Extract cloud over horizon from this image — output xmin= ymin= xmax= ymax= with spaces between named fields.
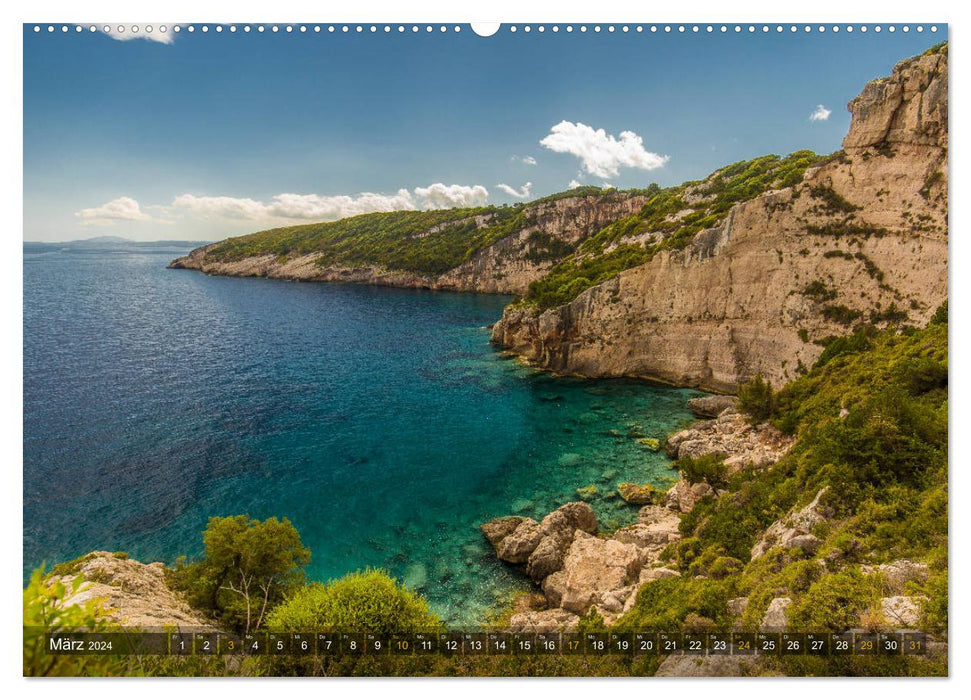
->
xmin=74 ymin=196 xmax=155 ymax=226
xmin=166 ymin=183 xmax=490 ymax=224
xmin=540 ymin=121 xmax=668 ymax=178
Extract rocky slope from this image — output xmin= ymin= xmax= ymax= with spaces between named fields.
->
xmin=170 ymin=193 xmax=651 ymax=295
xmin=492 ymin=49 xmax=948 ymax=392
xmin=49 ymin=552 xmax=214 ymax=629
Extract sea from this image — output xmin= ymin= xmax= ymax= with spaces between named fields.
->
xmin=23 ymin=241 xmax=700 ymax=625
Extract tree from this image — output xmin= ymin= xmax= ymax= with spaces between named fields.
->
xmin=169 ymin=516 xmax=310 ymax=633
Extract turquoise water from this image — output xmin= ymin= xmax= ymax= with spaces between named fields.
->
xmin=23 ymin=244 xmax=700 ymax=625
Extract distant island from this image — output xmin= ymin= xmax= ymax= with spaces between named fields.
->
xmin=25 ymin=236 xmax=212 ymax=251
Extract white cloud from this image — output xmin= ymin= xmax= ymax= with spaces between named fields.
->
xmin=496 ymin=182 xmax=532 ymax=199
xmin=99 ymin=26 xmax=175 ymax=45
xmin=172 ymin=190 xmax=418 ymax=222
xmin=170 ymin=184 xmax=490 ymax=223
xmin=510 ymin=155 xmax=537 ymax=165
xmin=809 ymin=104 xmax=832 ymax=122
xmin=413 ymin=183 xmax=489 ymax=209
xmin=540 ymin=121 xmax=668 ymax=178
xmin=568 ymin=180 xmax=582 ymax=189
xmin=75 ymin=196 xmax=154 ymax=226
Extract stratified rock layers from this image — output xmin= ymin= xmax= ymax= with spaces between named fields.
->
xmin=492 ymin=52 xmax=948 ymax=392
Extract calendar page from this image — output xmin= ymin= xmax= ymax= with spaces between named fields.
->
xmin=21 ymin=18 xmax=948 ymax=679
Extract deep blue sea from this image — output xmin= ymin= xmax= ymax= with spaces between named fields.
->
xmin=23 ymin=243 xmax=700 ymax=625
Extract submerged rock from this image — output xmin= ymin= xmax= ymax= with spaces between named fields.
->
xmin=575 ymin=484 xmax=599 ymax=501
xmin=617 ymin=482 xmax=658 ymax=505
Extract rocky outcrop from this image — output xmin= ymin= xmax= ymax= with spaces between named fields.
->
xmin=492 ymin=50 xmax=948 ymax=392
xmin=687 ymin=395 xmax=738 ymax=418
xmin=879 ymin=596 xmax=925 ymax=628
xmin=664 ymin=407 xmax=795 ymax=471
xmin=861 ymin=559 xmax=930 ymax=594
xmin=51 ymin=552 xmax=213 ymax=629
xmin=170 ymin=194 xmax=651 ymax=296
xmin=481 ymin=501 xmax=682 ymax=625
xmin=760 ymin=597 xmax=793 ymax=632
xmin=750 ymin=488 xmax=832 ymax=560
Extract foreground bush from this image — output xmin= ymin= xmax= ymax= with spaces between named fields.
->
xmin=266 ymin=569 xmax=441 ymax=634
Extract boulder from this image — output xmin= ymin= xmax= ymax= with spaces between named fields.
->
xmin=688 ymin=395 xmax=738 ymax=418
xmin=526 ymin=535 xmax=570 ymax=582
xmin=480 ymin=516 xmax=525 ymax=548
xmin=542 ymin=531 xmax=646 ymax=615
xmin=539 ymin=502 xmax=598 ymax=539
xmin=495 ymin=518 xmax=543 ymax=564
xmin=639 ymin=567 xmax=681 ymax=584
xmin=880 ymin=596 xmax=925 ymax=628
xmin=760 ymin=597 xmax=792 ymax=632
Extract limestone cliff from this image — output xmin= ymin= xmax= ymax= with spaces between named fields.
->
xmin=491 ymin=49 xmax=948 ymax=392
xmin=170 ymin=193 xmax=651 ymax=295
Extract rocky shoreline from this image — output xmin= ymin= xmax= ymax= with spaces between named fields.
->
xmin=481 ymin=399 xmax=793 ymax=631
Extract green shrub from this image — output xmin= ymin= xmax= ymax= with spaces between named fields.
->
xmin=678 ymin=454 xmax=729 ymax=489
xmin=738 ymin=375 xmax=775 ymax=423
xmin=786 ymin=569 xmax=881 ymax=632
xmin=266 ymin=569 xmax=441 ymax=634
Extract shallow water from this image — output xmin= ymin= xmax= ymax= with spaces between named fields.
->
xmin=23 ymin=244 xmax=700 ymax=625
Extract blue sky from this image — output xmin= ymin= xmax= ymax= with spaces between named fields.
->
xmin=23 ymin=24 xmax=944 ymax=241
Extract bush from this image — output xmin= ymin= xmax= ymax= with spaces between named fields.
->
xmin=738 ymin=375 xmax=775 ymax=423
xmin=266 ymin=570 xmax=441 ymax=634
xmin=786 ymin=569 xmax=881 ymax=632
xmin=678 ymin=454 xmax=729 ymax=489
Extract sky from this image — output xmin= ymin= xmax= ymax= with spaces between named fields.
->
xmin=23 ymin=23 xmax=945 ymax=242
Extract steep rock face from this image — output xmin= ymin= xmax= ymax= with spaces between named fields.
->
xmin=492 ymin=51 xmax=947 ymax=392
xmin=170 ymin=194 xmax=650 ymax=295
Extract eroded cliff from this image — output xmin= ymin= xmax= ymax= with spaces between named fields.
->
xmin=492 ymin=49 xmax=947 ymax=392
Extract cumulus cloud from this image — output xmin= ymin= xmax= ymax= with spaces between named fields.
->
xmin=540 ymin=121 xmax=668 ymax=178
xmin=809 ymin=104 xmax=832 ymax=122
xmin=496 ymin=182 xmax=532 ymax=199
xmin=173 ymin=190 xmax=418 ymax=222
xmin=171 ymin=184 xmax=489 ymax=223
xmin=99 ymin=26 xmax=176 ymax=45
xmin=568 ymin=180 xmax=582 ymax=189
xmin=413 ymin=183 xmax=489 ymax=209
xmin=75 ymin=196 xmax=154 ymax=226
